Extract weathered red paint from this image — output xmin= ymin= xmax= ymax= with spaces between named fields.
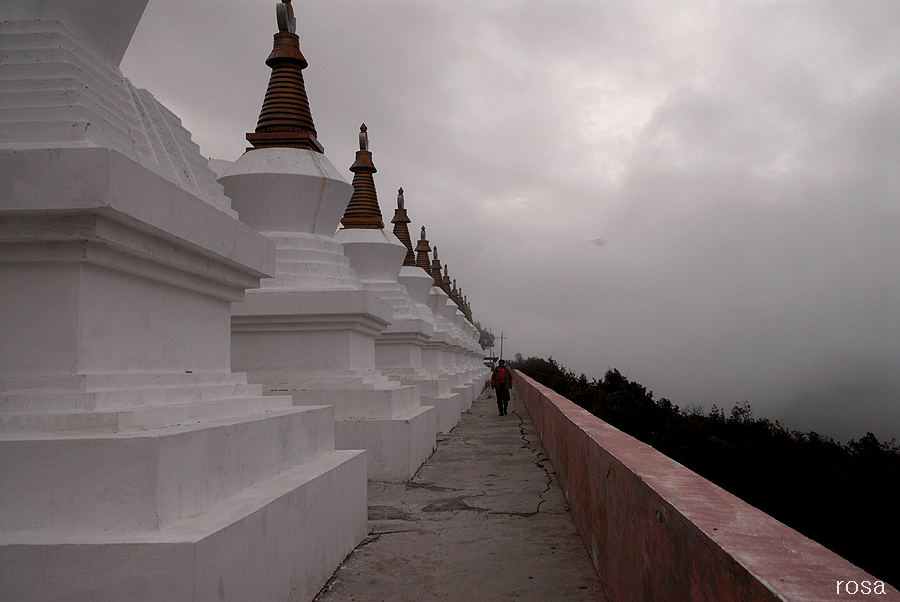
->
xmin=513 ymin=370 xmax=899 ymax=602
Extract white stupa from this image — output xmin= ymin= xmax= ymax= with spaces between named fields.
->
xmin=0 ymin=1 xmax=365 ymax=600
xmin=390 ymin=222 xmax=468 ymax=431
xmin=333 ymin=132 xmax=436 ymax=379
xmin=220 ymin=12 xmax=435 ymax=482
xmin=427 ymin=256 xmax=486 ymax=411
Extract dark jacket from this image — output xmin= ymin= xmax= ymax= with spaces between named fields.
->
xmin=491 ymin=366 xmax=512 ymax=389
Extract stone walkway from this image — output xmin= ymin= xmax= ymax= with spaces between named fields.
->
xmin=313 ymin=385 xmax=605 ymax=602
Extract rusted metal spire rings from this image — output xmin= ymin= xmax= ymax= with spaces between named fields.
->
xmin=430 ymin=246 xmax=444 ymax=287
xmin=246 ymin=0 xmax=322 ymax=152
xmin=414 ymin=226 xmax=432 ymax=272
xmin=442 ymin=264 xmax=452 ymax=295
xmin=391 ymin=188 xmax=416 ymax=266
xmin=342 ymin=124 xmax=385 ymax=229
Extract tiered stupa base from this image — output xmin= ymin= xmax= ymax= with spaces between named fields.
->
xmin=0 ymin=17 xmax=368 ymax=593
xmin=0 ymin=156 xmax=366 ymax=602
xmin=401 ymin=374 xmax=463 ymax=433
xmin=0 ymin=180 xmax=367 ymax=601
xmin=0 ymin=393 xmax=365 ymax=602
xmin=290 ymin=383 xmax=434 ymax=481
xmin=232 ymin=288 xmax=437 ymax=482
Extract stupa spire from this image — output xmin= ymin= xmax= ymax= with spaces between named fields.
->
xmin=342 ymin=124 xmax=384 ymax=229
xmin=414 ymin=226 xmax=432 ymax=272
xmin=391 ymin=188 xmax=415 ymax=266
xmin=246 ymin=0 xmax=323 ymax=152
xmin=442 ymin=264 xmax=452 ymax=295
xmin=430 ymin=246 xmax=444 ymax=287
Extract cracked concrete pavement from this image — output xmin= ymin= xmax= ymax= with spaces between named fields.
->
xmin=313 ymin=385 xmax=605 ymax=602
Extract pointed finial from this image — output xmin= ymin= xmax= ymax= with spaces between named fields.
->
xmin=397 ymin=188 xmax=405 ymax=209
xmin=420 ymin=226 xmax=426 ymax=240
xmin=359 ymin=124 xmax=368 ymax=151
xmin=276 ymin=0 xmax=296 ymax=33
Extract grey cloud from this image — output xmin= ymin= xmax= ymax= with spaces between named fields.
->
xmin=123 ymin=0 xmax=900 ymax=442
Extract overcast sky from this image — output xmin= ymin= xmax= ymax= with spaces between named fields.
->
xmin=122 ymin=0 xmax=900 ymax=442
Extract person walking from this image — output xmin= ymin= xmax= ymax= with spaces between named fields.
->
xmin=491 ymin=359 xmax=513 ymax=416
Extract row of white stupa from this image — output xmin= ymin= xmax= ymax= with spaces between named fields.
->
xmin=0 ymin=2 xmax=487 ymax=600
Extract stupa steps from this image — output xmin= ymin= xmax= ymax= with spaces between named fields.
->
xmin=267 ymin=233 xmax=351 ymax=253
xmin=0 ymin=43 xmax=132 ymax=119
xmin=282 ymin=383 xmax=421 ymax=420
xmin=2 ymin=23 xmax=234 ymax=214
xmin=128 ymin=85 xmax=232 ymax=212
xmin=0 ymin=405 xmax=337 ymax=532
xmin=0 ymin=42 xmax=144 ymax=161
xmin=0 ymin=393 xmax=293 ymax=434
xmin=2 ymin=371 xmax=249 ymax=390
xmin=258 ymin=369 xmax=401 ymax=389
xmin=403 ymin=377 xmax=451 ymax=398
xmin=273 ymin=260 xmax=357 ymax=278
xmin=274 ymin=246 xmax=353 ymax=265
xmin=0 ymin=448 xmax=366 ymax=602
xmin=0 ymin=378 xmax=269 ymax=413
xmin=418 ymin=395 xmax=463 ymax=433
xmin=0 ymin=447 xmax=362 ymax=544
xmin=380 ymin=321 xmax=431 ymax=335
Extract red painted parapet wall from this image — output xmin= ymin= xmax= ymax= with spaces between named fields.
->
xmin=512 ymin=370 xmax=899 ymax=602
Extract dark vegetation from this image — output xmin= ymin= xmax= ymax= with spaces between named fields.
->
xmin=474 ymin=321 xmax=494 ymax=352
xmin=509 ymin=355 xmax=899 ymax=588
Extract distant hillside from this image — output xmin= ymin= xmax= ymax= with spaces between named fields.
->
xmin=510 ymin=354 xmax=899 ymax=588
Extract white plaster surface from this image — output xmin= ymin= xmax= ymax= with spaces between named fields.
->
xmin=1 ymin=11 xmax=366 ymax=600
xmin=397 ymin=265 xmax=437 ymax=307
xmin=418 ymin=390 xmax=464 ymax=433
xmin=0 ymin=21 xmax=236 ymax=215
xmin=335 ymin=227 xmax=407 ymax=284
xmin=0 ymin=149 xmax=272 ymax=382
xmin=224 ymin=148 xmax=437 ymax=482
xmin=336 ymin=229 xmax=437 ymax=379
xmin=220 ymin=147 xmax=350 ymax=237
xmin=335 ymin=404 xmax=435 ymax=481
xmin=232 ymin=289 xmax=394 ymax=373
xmin=1 ymin=447 xmax=367 ymax=602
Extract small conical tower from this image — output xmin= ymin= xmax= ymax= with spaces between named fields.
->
xmin=398 ymin=222 xmax=439 ymax=315
xmin=391 ymin=188 xmax=416 ymax=267
xmin=341 ymin=124 xmax=384 ymax=229
xmin=442 ymin=264 xmax=453 ymax=296
xmin=335 ymin=124 xmax=408 ymax=284
xmin=414 ymin=226 xmax=432 ymax=273
xmin=430 ymin=246 xmax=444 ymax=288
xmin=246 ymin=0 xmax=323 ymax=153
